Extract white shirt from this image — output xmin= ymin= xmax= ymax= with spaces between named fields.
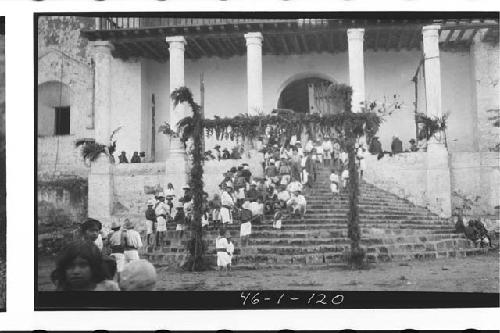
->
xmin=250 ymin=201 xmax=264 ymax=216
xmin=340 ymin=151 xmax=348 ymax=163
xmin=108 ymin=230 xmax=123 ymax=247
xmin=330 ymin=173 xmax=339 ymax=184
xmin=94 ymin=234 xmax=103 ymax=251
xmin=277 ymin=190 xmax=291 ymax=202
xmin=305 ymin=140 xmax=314 ymax=152
xmin=296 ymin=194 xmax=307 ymax=207
xmin=287 ymin=181 xmax=302 ymax=193
xmin=341 ymin=169 xmax=349 ymax=180
xmin=155 ymin=202 xmax=169 ymax=216
xmin=227 ymin=242 xmax=234 ymax=255
xmin=123 ymin=229 xmax=143 ymax=249
xmin=322 ymin=140 xmax=333 ymax=152
xmin=221 ymin=191 xmax=234 ymax=207
xmin=215 ymin=236 xmax=228 ymax=249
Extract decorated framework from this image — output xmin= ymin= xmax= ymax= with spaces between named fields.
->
xmin=171 ymin=83 xmax=382 ymax=269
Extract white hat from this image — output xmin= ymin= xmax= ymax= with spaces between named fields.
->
xmin=123 ymin=219 xmax=135 ymax=229
xmin=243 ymin=165 xmax=250 ymax=170
xmin=147 ymin=198 xmax=155 ymax=206
xmin=110 ymin=220 xmax=121 ymax=230
xmin=157 ymin=191 xmax=165 ymax=197
xmin=119 ymin=260 xmax=157 ymax=291
xmin=182 ymin=185 xmax=190 ymax=190
xmin=269 ymin=159 xmax=275 ymax=164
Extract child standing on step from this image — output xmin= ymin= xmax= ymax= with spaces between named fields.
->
xmin=329 ymin=168 xmax=340 ymax=203
xmin=215 ymin=229 xmax=230 ymax=273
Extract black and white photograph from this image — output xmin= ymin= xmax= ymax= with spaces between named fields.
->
xmin=35 ymin=13 xmax=499 ymax=309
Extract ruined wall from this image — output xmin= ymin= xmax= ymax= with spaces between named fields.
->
xmin=470 ymin=33 xmax=500 ymax=152
xmin=37 ymin=177 xmax=88 ymax=230
xmin=37 ymin=17 xmax=95 ymax=179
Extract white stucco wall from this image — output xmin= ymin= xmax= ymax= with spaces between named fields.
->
xmin=133 ymin=49 xmax=475 ymax=162
xmin=109 ymin=58 xmax=143 ymax=158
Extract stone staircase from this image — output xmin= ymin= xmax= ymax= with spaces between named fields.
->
xmin=141 ymin=166 xmax=488 ymax=269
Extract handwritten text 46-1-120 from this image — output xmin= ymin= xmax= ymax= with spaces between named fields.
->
xmin=240 ymin=292 xmax=344 ymax=306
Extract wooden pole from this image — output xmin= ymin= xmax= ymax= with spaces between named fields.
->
xmin=151 ymin=94 xmax=156 ymax=162
xmin=200 ymin=73 xmax=205 ymax=154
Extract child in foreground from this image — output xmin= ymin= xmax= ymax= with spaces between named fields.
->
xmin=51 ymin=240 xmax=119 ymax=291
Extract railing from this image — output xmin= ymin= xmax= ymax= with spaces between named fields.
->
xmin=95 ymin=18 xmax=331 ymax=30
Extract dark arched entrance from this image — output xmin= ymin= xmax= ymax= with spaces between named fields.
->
xmin=277 ymin=76 xmax=341 ymax=114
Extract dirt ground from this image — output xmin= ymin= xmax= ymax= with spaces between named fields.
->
xmin=38 ymin=251 xmax=499 ymax=293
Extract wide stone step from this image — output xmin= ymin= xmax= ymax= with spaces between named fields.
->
xmin=246 ymin=234 xmax=464 ymax=246
xmin=147 ymin=235 xmax=473 ymax=257
xmin=230 ymin=247 xmax=488 ymax=266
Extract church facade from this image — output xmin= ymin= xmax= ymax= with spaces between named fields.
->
xmin=37 ymin=17 xmax=500 ymax=225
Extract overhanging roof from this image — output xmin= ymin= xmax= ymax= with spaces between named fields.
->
xmin=81 ymin=19 xmax=499 ymax=62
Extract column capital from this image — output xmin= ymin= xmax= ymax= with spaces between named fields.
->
xmin=347 ymin=28 xmax=365 ymax=40
xmin=165 ymin=36 xmax=187 ymax=50
xmin=422 ymin=25 xmax=441 ymax=38
xmin=89 ymin=40 xmax=114 ymax=54
xmin=244 ymin=32 xmax=263 ymax=46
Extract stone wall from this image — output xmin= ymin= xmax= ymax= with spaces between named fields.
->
xmin=364 ymin=153 xmax=429 ymax=211
xmin=37 ymin=177 xmax=88 ymax=230
xmin=37 ymin=135 xmax=90 ymax=179
xmin=450 ymin=152 xmax=500 ymax=217
xmin=112 ymin=162 xmax=166 ymax=217
xmin=471 ymin=33 xmax=500 ymax=152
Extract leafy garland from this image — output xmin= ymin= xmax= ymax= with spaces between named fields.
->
xmin=170 ymin=83 xmax=380 ymax=268
xmin=170 ymin=87 xmax=207 ymax=271
xmin=174 ymin=85 xmax=381 ymax=154
xmin=415 ymin=112 xmax=448 ymax=140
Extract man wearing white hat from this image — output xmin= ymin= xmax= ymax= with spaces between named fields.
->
xmin=220 ymin=184 xmax=235 ymax=225
xmin=108 ymin=220 xmax=126 ymax=274
xmin=155 ymin=192 xmax=169 ymax=247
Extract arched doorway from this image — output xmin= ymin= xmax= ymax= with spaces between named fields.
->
xmin=37 ymin=81 xmax=71 ymax=136
xmin=277 ymin=75 xmax=343 ymax=115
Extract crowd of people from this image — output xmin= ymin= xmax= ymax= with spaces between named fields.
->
xmin=51 ymin=218 xmax=156 ymax=291
xmin=52 ymin=132 xmax=377 ymax=285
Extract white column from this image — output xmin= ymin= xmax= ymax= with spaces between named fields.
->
xmin=245 ymin=32 xmax=264 ymax=115
xmin=166 ymin=36 xmax=187 ymax=126
xmin=90 ymin=41 xmax=113 ymax=143
xmin=165 ymin=36 xmax=188 ymax=197
xmin=347 ymin=28 xmax=365 ymax=113
xmin=88 ymin=41 xmax=114 ymax=225
xmin=422 ymin=25 xmax=451 ymax=218
xmin=422 ymin=25 xmax=443 ymax=120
